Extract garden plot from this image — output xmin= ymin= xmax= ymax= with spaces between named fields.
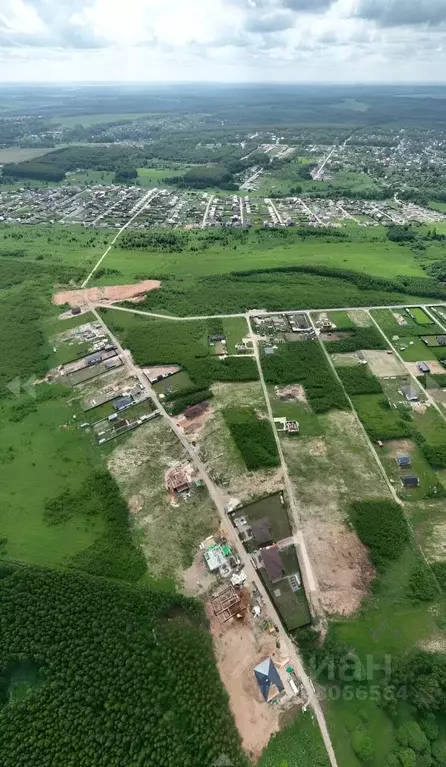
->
xmin=107 ymin=418 xmax=218 ymax=581
xmin=282 ymin=410 xmax=390 ymax=616
xmin=360 ymin=349 xmax=406 ymax=377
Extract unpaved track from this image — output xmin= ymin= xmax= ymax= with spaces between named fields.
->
xmin=92 ymin=304 xmax=339 ymax=767
xmin=81 ymin=188 xmax=159 ymax=288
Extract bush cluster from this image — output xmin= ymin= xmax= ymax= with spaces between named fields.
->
xmin=223 ymin=407 xmax=280 ymax=470
xmin=349 ymin=499 xmax=410 ymax=569
xmin=337 ymin=366 xmax=383 ymax=395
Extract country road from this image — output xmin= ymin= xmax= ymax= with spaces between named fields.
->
xmin=81 ymin=188 xmax=159 ymax=288
xmin=91 ymin=304 xmax=339 ymax=767
xmin=97 ymin=300 xmax=443 ymax=323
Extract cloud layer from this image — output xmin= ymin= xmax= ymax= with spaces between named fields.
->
xmin=1 ymin=0 xmax=446 ymax=81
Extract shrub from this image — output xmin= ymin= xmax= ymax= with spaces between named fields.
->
xmin=431 ymin=562 xmax=446 ymax=591
xmin=396 ymin=721 xmax=429 ymax=753
xmin=419 ymin=715 xmax=439 ymax=742
xmin=351 ymin=731 xmax=375 ymax=762
xmin=325 ymin=326 xmax=387 ymax=354
xmin=168 ymin=389 xmax=214 ymax=416
xmin=352 ymin=394 xmax=412 ymax=441
xmin=223 ymin=407 xmax=280 ymax=470
xmin=407 ymin=561 xmax=438 ymax=603
xmin=349 ymin=499 xmax=410 ymax=569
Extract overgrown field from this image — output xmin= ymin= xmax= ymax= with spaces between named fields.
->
xmin=262 ymin=340 xmax=349 ymax=413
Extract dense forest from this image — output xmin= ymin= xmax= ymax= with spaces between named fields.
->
xmin=0 ymin=566 xmax=248 ymax=767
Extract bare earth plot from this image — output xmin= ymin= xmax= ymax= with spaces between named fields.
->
xmin=195 ymin=382 xmax=284 ymax=502
xmin=282 ymin=411 xmax=391 ymax=616
xmin=107 ymin=418 xmax=218 ymax=582
xmin=207 ymin=604 xmax=296 ymax=761
xmin=406 ymin=359 xmax=445 ymax=376
xmin=53 ymin=280 xmax=160 ymax=308
xmin=361 ymin=349 xmax=407 ymax=377
xmin=347 ymin=309 xmax=372 ymax=326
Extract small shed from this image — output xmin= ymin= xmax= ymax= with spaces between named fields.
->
xmin=437 ymin=336 xmax=446 ymax=347
xmin=402 ymin=475 xmax=420 ymax=488
xmin=254 ymin=658 xmax=285 ymax=702
xmin=396 ymin=456 xmax=411 ymax=467
xmin=417 ymin=362 xmax=431 ymax=374
xmin=264 ymin=347 xmax=275 ymax=356
xmin=71 ymin=307 xmax=82 ymax=316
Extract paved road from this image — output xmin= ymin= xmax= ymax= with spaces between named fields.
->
xmin=92 ymin=304 xmax=339 ymax=767
xmin=81 ymin=188 xmax=159 ymax=288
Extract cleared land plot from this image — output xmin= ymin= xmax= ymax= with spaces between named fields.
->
xmin=331 ymin=352 xmax=362 ymax=368
xmin=347 ymin=309 xmax=372 ymax=326
xmin=360 ymin=349 xmax=406 ymax=377
xmin=196 ymin=382 xmax=283 ymax=502
xmin=0 ymin=224 xmax=111 ymax=271
xmin=107 ymin=418 xmax=218 ymax=581
xmin=53 ymin=281 xmax=161 ymax=308
xmin=282 ymin=410 xmax=389 ymax=615
xmin=380 ymin=375 xmax=425 ymax=405
xmin=371 ymin=307 xmax=442 ymax=338
xmin=406 ymin=359 xmax=445 ymax=376
xmin=397 ymin=337 xmax=445 ymax=362
xmin=352 ymin=393 xmax=412 ymax=441
xmin=208 ymin=608 xmax=286 ymax=760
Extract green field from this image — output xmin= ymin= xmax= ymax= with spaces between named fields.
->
xmin=0 ymin=392 xmax=104 ymax=568
xmin=0 ymin=147 xmax=57 ymax=163
xmin=137 ymin=167 xmax=186 ymax=186
xmin=105 ymin=236 xmax=426 ymax=282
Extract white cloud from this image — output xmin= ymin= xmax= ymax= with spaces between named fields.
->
xmin=1 ymin=0 xmax=446 ymax=81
